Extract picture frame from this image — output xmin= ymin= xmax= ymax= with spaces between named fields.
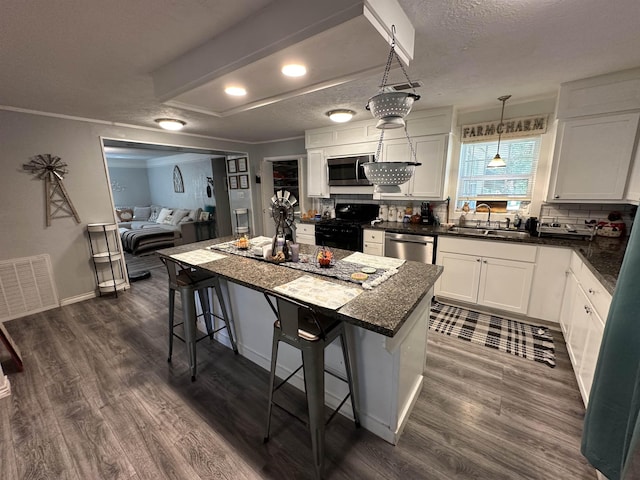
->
xmin=227 ymin=158 xmax=237 ymax=174
xmin=237 ymin=157 xmax=248 ymax=172
xmin=229 ymin=175 xmax=238 ymax=189
xmin=239 ymin=174 xmax=249 ymax=189
xmin=198 ymin=211 xmax=210 ymax=221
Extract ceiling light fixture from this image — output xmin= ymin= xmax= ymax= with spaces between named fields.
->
xmin=326 ymin=109 xmax=355 ymax=123
xmin=155 ymin=118 xmax=186 ymax=131
xmin=225 ymin=86 xmax=247 ymax=96
xmin=487 ymin=94 xmax=511 ymax=169
xmin=282 ymin=64 xmax=307 ymax=77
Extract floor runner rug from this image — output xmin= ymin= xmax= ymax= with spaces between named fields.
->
xmin=429 ymin=301 xmax=556 ymax=367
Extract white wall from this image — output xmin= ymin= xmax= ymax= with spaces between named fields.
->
xmin=107 ymin=165 xmax=152 ymax=207
xmin=0 ymin=109 xmax=253 ymax=303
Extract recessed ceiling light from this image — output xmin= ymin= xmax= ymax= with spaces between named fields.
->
xmin=326 ymin=109 xmax=355 ymax=123
xmin=154 ymin=118 xmax=186 ymax=131
xmin=225 ymin=86 xmax=247 ymax=96
xmin=282 ymin=64 xmax=307 ymax=77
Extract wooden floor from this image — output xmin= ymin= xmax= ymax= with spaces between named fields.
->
xmin=0 ymin=264 xmax=597 ymax=479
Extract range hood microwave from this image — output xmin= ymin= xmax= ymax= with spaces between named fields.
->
xmin=327 ymin=155 xmax=374 ymax=186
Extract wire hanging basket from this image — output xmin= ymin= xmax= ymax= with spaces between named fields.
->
xmin=362 ymin=26 xmax=421 ymax=193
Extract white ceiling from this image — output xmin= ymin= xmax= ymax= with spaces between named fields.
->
xmin=2 ymin=0 xmax=640 ymax=143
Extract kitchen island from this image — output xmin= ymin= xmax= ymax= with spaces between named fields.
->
xmin=157 ymin=238 xmax=443 ymax=444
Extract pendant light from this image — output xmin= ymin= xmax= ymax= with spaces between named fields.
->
xmin=487 ymin=95 xmax=511 ymax=169
xmin=362 ymin=26 xmax=422 ymax=193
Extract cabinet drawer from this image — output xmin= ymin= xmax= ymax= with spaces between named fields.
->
xmin=297 ymin=223 xmax=315 ymax=235
xmin=576 ymin=263 xmax=612 ymax=321
xmin=438 ymin=237 xmax=537 ymax=262
xmin=363 ymin=229 xmax=384 ymax=244
xmin=297 ymin=233 xmax=315 ymax=246
xmin=363 ymin=242 xmax=384 ymax=256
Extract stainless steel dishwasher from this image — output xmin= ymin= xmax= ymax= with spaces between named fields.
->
xmin=384 ymin=232 xmax=435 ymax=264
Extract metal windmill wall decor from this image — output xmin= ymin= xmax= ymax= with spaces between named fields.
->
xmin=23 ymin=154 xmax=81 ymax=226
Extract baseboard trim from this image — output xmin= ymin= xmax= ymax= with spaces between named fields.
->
xmin=60 ymin=291 xmax=96 ymax=306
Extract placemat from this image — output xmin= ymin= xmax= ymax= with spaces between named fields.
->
xmin=171 ymin=249 xmax=227 ymax=265
xmin=274 ymin=275 xmax=362 ymax=310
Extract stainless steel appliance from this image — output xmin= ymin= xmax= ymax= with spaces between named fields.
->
xmin=327 ymin=156 xmax=374 ymax=186
xmin=315 ymin=203 xmax=378 ymax=251
xmin=384 ymin=232 xmax=435 ymax=264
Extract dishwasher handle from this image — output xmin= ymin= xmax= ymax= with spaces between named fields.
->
xmin=388 ymin=237 xmax=431 ymax=246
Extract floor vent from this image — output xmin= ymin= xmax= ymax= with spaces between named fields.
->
xmin=0 ymin=254 xmax=58 ymax=322
xmin=390 ymin=81 xmax=423 ymax=91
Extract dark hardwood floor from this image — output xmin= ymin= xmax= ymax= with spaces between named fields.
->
xmin=0 ymin=264 xmax=597 ymax=479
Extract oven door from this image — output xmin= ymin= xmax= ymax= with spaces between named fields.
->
xmin=315 ymin=225 xmax=362 ymax=251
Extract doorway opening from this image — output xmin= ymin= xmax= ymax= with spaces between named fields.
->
xmin=101 ymin=138 xmax=246 ymax=248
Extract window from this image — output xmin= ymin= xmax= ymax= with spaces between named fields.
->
xmin=455 ymin=137 xmax=541 ymax=211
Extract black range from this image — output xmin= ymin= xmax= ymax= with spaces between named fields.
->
xmin=314 ymin=203 xmax=379 ymax=252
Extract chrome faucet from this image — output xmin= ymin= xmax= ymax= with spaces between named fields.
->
xmin=475 ymin=203 xmax=491 ymax=227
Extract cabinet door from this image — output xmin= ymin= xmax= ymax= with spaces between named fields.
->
xmin=306 ymin=149 xmax=329 ymax=198
xmin=559 ymin=271 xmax=578 ymax=339
xmin=379 ymin=135 xmax=449 ymax=200
xmin=549 ymin=113 xmax=640 ymax=201
xmin=477 ymin=258 xmax=534 ymax=314
xmin=579 ymin=303 xmax=605 ymax=406
xmin=566 ymin=286 xmax=590 ymax=377
xmin=435 ymin=252 xmax=481 ymax=303
xmin=296 ymin=233 xmax=315 ymax=246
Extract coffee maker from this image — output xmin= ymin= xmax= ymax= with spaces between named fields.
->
xmin=421 ymin=202 xmax=435 ymax=225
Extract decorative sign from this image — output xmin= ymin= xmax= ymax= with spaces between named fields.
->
xmin=461 ymin=115 xmax=548 ymax=142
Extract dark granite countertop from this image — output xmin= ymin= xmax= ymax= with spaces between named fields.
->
xmin=157 ymin=238 xmax=443 ymax=338
xmin=365 ymin=222 xmax=628 ymax=295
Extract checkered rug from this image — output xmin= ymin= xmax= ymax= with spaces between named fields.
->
xmin=429 ymin=302 xmax=556 ymax=368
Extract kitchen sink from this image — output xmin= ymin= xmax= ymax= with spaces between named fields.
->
xmin=448 ymin=226 xmax=530 ymax=239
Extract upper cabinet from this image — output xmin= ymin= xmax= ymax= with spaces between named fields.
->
xmin=305 ymin=107 xmax=454 ymax=199
xmin=548 ymin=112 xmax=640 ymax=201
xmin=548 ymin=68 xmax=640 ymax=203
xmin=377 ymin=134 xmax=450 ymax=199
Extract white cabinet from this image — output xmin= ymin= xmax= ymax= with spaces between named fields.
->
xmin=363 ymin=229 xmax=384 ymax=256
xmin=306 ymin=149 xmax=329 ymax=198
xmin=528 ymin=246 xmax=572 ymax=323
xmin=436 ymin=251 xmax=482 ymax=303
xmin=561 ymin=251 xmax=611 ymax=406
xmin=296 ymin=223 xmax=315 ymax=245
xmin=377 ymin=134 xmax=449 ymax=200
xmin=435 ymin=237 xmax=537 ymax=315
xmin=87 ymin=223 xmax=128 ymax=296
xmin=548 ymin=112 xmax=640 ymax=201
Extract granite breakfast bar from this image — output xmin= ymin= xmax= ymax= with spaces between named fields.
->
xmin=157 ymin=238 xmax=443 ymax=444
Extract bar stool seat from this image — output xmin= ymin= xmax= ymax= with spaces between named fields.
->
xmin=263 ymin=292 xmax=360 ymax=480
xmin=161 ymin=257 xmax=238 ymax=381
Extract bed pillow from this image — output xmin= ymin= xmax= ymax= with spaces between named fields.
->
xmin=133 ymin=206 xmax=151 ymax=221
xmin=155 ymin=208 xmax=173 ymax=224
xmin=116 ymin=208 xmax=134 ymax=222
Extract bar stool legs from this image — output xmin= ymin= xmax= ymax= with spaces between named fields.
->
xmin=302 ymin=345 xmax=327 ymax=480
xmin=339 ymin=330 xmax=360 ymax=427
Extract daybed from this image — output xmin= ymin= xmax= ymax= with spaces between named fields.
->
xmin=116 ymin=205 xmax=201 ymax=255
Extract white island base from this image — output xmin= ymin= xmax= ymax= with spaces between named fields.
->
xmin=201 ymin=280 xmax=433 ymax=445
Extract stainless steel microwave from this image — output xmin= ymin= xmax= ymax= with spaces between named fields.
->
xmin=327 ymin=155 xmax=374 ymax=186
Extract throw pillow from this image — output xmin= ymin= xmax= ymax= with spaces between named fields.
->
xmin=148 ymin=205 xmax=162 ymax=222
xmin=170 ymin=209 xmax=190 ymax=225
xmin=179 ymin=216 xmax=193 ymax=224
xmin=133 ymin=206 xmax=151 ymax=221
xmin=163 ymin=214 xmax=174 ymax=225
xmin=155 ymin=208 xmax=173 ymax=224
xmin=116 ymin=208 xmax=134 ymax=222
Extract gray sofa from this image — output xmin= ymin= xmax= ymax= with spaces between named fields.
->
xmin=116 ymin=205 xmax=202 ymax=254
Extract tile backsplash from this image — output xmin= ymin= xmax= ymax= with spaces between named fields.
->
xmin=539 ymin=203 xmax=636 ymax=234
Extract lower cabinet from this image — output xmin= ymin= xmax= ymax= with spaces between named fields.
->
xmin=435 ymin=237 xmax=536 ymax=315
xmin=561 ymin=252 xmax=610 ymax=406
xmin=363 ymin=228 xmax=384 ymax=256
xmin=296 ymin=223 xmax=315 ymax=245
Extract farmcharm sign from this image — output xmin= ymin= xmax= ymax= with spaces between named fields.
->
xmin=461 ymin=115 xmax=548 ymax=142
